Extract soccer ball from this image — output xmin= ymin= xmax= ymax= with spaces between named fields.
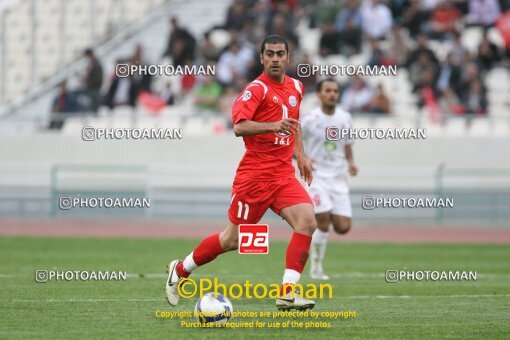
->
xmin=194 ymin=292 xmax=233 ymax=326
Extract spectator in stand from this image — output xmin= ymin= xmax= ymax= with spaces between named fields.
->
xmin=216 ymin=40 xmax=255 ymax=86
xmin=388 ymin=26 xmax=412 ymax=66
xmin=82 ymin=48 xmax=103 ymax=113
xmin=368 ymin=83 xmax=392 ymax=113
xmin=224 ymin=0 xmax=247 ymax=31
xmin=438 ymin=87 xmax=463 ymax=115
xmin=160 ymin=82 xmax=175 ymax=106
xmin=240 ymin=15 xmax=265 ymax=48
xmin=360 ymin=0 xmax=393 ymax=40
xmin=267 ymin=13 xmax=299 ymax=48
xmin=180 ymin=59 xmax=198 ymax=96
xmin=448 ymin=31 xmax=469 ymax=65
xmin=335 ymin=0 xmax=363 ymax=55
xmin=197 ymin=32 xmax=220 ymax=63
xmin=319 ymin=20 xmax=340 ymax=57
xmin=219 ymin=85 xmax=241 ymax=128
xmin=437 ymin=52 xmax=463 ymax=99
xmin=477 ymin=29 xmax=501 ymax=74
xmin=193 ymin=74 xmax=223 ymax=112
xmin=402 ymin=0 xmax=428 ymax=39
xmin=409 ymin=51 xmax=439 ymax=93
xmin=267 ymin=0 xmax=298 ymax=36
xmin=425 ymin=1 xmax=462 ymax=40
xmin=289 ymin=52 xmax=318 ymax=94
xmin=341 ymin=76 xmax=374 ymax=113
xmin=367 ymin=40 xmax=396 ymax=66
xmin=415 ymin=68 xmax=439 ymax=108
xmin=247 ymin=0 xmax=270 ymax=31
xmin=457 ymin=62 xmax=484 ymax=100
xmin=405 ymin=33 xmax=440 ymax=69
xmin=162 ymin=17 xmax=196 ymax=67
xmin=103 ymin=59 xmax=138 ymax=110
xmin=463 ymin=78 xmax=488 ymax=114
xmin=467 ymin=0 xmax=501 ymax=27
xmin=131 ymin=43 xmax=152 ymax=93
xmin=49 ymin=81 xmax=80 ymax=130
xmin=310 ymin=0 xmax=341 ymax=28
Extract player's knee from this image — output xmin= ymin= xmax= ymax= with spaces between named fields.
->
xmin=295 ymin=214 xmax=317 ymax=236
xmin=222 ymin=235 xmax=238 ymax=251
xmin=317 ymin=219 xmax=329 ymax=232
xmin=333 ymin=220 xmax=351 ymax=234
xmin=219 ymin=229 xmax=238 ymax=251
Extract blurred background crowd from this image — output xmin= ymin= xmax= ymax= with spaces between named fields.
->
xmin=49 ymin=0 xmax=510 ymax=129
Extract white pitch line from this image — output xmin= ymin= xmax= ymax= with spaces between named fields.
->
xmin=11 ymin=294 xmax=510 ymax=303
xmin=125 ymin=272 xmax=510 ymax=279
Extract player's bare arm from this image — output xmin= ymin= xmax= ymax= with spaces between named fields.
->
xmin=345 ymin=144 xmax=358 ymax=176
xmin=233 ymin=118 xmax=299 ymax=137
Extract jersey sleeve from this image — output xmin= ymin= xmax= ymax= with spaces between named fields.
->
xmin=300 ymin=113 xmax=312 ymax=141
xmin=345 ymin=112 xmax=354 ymax=145
xmin=296 ymin=80 xmax=305 ymax=119
xmin=231 ymin=83 xmax=265 ymax=124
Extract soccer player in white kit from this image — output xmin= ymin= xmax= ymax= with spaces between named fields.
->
xmin=301 ymin=78 xmax=359 ymax=280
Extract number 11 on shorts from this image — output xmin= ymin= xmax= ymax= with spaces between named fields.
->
xmin=238 ymin=224 xmax=269 ymax=254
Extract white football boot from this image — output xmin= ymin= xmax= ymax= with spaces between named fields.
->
xmin=310 ymin=269 xmax=331 ymax=280
xmin=165 ymin=259 xmax=181 ymax=306
xmin=276 ymin=289 xmax=316 ymax=311
xmin=311 ymin=261 xmax=330 ymax=280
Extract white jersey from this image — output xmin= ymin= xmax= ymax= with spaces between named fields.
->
xmin=301 ymin=106 xmax=353 ymax=178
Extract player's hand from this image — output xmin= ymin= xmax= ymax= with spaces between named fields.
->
xmin=297 ymin=156 xmax=313 ymax=186
xmin=273 ymin=118 xmax=299 ymax=135
xmin=348 ymin=162 xmax=358 ymax=176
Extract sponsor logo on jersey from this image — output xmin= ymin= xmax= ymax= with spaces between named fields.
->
xmin=273 ymin=96 xmax=278 ymax=103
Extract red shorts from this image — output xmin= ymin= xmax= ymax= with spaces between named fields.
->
xmin=228 ymin=177 xmax=313 ymax=225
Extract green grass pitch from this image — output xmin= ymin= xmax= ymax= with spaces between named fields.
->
xmin=0 ymin=237 xmax=509 ymax=339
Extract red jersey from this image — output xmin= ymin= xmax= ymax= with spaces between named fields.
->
xmin=232 ymin=72 xmax=304 ymax=181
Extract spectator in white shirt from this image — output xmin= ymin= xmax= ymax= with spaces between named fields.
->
xmin=361 ymin=0 xmax=393 ymax=40
xmin=341 ymin=76 xmax=374 ymax=113
xmin=468 ymin=0 xmax=501 ymax=26
xmin=216 ymin=41 xmax=255 ymax=86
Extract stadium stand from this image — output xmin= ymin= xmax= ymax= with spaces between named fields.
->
xmin=0 ymin=0 xmax=510 ymax=223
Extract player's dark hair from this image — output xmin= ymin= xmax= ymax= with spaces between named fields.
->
xmin=260 ymin=35 xmax=289 ymax=54
xmin=316 ymin=78 xmax=339 ymax=93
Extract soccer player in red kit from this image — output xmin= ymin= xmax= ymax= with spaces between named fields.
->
xmin=165 ymin=35 xmax=317 ymax=310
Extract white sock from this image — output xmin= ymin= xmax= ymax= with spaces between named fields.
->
xmin=282 ymin=269 xmax=301 ymax=284
xmin=309 ymin=243 xmax=318 ymax=273
xmin=182 ymin=252 xmax=198 ymax=273
xmin=312 ymin=229 xmax=329 ymax=272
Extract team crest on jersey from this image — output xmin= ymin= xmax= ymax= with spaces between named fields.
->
xmin=289 ymin=95 xmax=297 ymax=107
xmin=242 ymin=90 xmax=252 ymax=101
xmin=273 ymin=96 xmax=278 ymax=103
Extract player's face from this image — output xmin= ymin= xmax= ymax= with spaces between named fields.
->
xmin=260 ymin=43 xmax=289 ymax=79
xmin=318 ymin=81 xmax=340 ymax=108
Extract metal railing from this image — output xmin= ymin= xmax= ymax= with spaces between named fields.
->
xmin=0 ymin=0 xmax=170 ymax=114
xmin=0 ymin=163 xmax=509 ymax=224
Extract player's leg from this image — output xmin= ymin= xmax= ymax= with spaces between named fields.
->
xmin=310 ymin=213 xmax=331 ymax=280
xmin=277 ymin=202 xmax=317 ymax=310
xmin=176 ymin=221 xmax=239 ymax=278
xmin=330 ymin=179 xmax=352 ymax=235
xmin=165 ymin=222 xmax=238 ymax=306
xmin=270 ymin=177 xmax=317 ymax=310
xmin=165 ymin=178 xmax=268 ymax=306
xmin=308 ymin=177 xmax=333 ymax=280
xmin=331 ymin=215 xmax=352 ymax=234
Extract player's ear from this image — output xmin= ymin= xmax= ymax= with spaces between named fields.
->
xmin=259 ymin=53 xmax=263 ymax=65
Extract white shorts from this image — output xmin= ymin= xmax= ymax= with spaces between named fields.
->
xmin=308 ymin=175 xmax=352 ymax=217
